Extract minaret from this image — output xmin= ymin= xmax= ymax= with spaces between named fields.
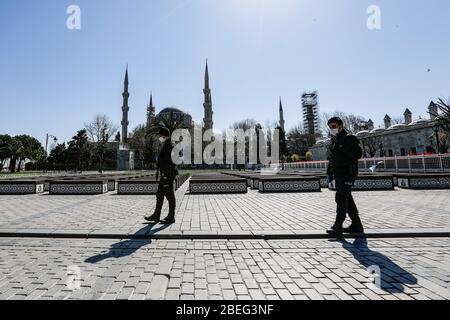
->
xmin=429 ymin=101 xmax=438 ymax=120
xmin=203 ymin=60 xmax=214 ymax=131
xmin=121 ymin=65 xmax=130 ymax=145
xmin=146 ymin=92 xmax=156 ymax=128
xmin=404 ymin=108 xmax=412 ymax=125
xmin=384 ymin=114 xmax=391 ymax=129
xmin=279 ymin=97 xmax=285 ymax=132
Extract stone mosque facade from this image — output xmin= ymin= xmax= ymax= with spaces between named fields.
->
xmin=114 ymin=62 xmax=214 ymax=170
xmin=310 ymin=102 xmax=444 ymax=161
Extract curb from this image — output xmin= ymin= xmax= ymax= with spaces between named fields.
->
xmin=1 ymin=231 xmax=450 ymax=241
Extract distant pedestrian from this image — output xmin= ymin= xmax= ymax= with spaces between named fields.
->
xmin=326 ymin=117 xmax=365 ymax=237
xmin=145 ymin=126 xmax=178 ymax=224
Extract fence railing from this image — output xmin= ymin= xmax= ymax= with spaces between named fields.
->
xmin=283 ymin=154 xmax=450 ymax=173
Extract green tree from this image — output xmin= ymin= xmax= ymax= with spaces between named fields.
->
xmin=286 ymin=124 xmax=309 ymax=158
xmin=48 ymin=143 xmax=68 ymax=171
xmin=9 ymin=135 xmax=45 ymax=172
xmin=8 ymin=136 xmax=22 ymax=173
xmin=291 ymin=154 xmax=300 ymax=162
xmin=0 ymin=134 xmax=13 ymax=171
xmin=67 ymin=129 xmax=91 ymax=172
xmin=129 ymin=124 xmax=158 ymax=170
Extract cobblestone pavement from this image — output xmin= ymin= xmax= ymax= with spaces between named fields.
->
xmin=0 ymin=238 xmax=449 ymax=300
xmin=1 ymin=180 xmax=449 ymax=300
xmin=0 ymin=180 xmax=449 ymax=235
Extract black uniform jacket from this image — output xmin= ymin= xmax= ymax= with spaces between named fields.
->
xmin=327 ymin=129 xmax=363 ymax=180
xmin=157 ymin=139 xmax=178 ymax=180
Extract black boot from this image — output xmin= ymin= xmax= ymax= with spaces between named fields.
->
xmin=326 ymin=225 xmax=343 ymax=238
xmin=343 ymin=224 xmax=365 ymax=234
xmin=144 ymin=214 xmax=160 ymax=223
xmin=160 ymin=216 xmax=176 ymax=224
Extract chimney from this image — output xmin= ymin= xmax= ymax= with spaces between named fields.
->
xmin=384 ymin=114 xmax=391 ymax=129
xmin=404 ymin=108 xmax=412 ymax=125
xmin=428 ymin=101 xmax=438 ymax=120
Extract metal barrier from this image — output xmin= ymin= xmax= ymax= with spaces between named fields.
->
xmin=284 ymin=154 xmax=450 ymax=173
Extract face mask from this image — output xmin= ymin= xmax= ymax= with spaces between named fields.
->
xmin=159 ymin=136 xmax=167 ymax=143
xmin=330 ymin=128 xmax=340 ymax=136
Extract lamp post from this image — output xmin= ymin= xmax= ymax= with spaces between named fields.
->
xmin=45 ymin=134 xmax=57 ymax=173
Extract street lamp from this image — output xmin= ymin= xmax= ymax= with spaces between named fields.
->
xmin=45 ymin=134 xmax=57 ymax=173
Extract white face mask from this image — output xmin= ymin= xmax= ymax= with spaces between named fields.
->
xmin=159 ymin=136 xmax=168 ymax=143
xmin=330 ymin=128 xmax=340 ymax=136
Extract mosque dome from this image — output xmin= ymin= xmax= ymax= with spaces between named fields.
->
xmin=157 ymin=106 xmax=193 ymax=129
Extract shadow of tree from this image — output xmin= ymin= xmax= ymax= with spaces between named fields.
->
xmin=339 ymin=238 xmax=418 ymax=294
xmin=85 ymin=224 xmax=170 ymax=264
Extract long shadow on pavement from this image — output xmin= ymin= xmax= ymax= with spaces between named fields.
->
xmin=85 ymin=223 xmax=170 ymax=264
xmin=339 ymin=238 xmax=418 ymax=294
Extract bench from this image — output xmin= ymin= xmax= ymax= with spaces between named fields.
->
xmin=397 ymin=174 xmax=450 ymax=189
xmin=329 ymin=175 xmax=395 ymax=191
xmin=49 ymin=180 xmax=109 ymax=195
xmin=0 ymin=180 xmax=45 ymax=195
xmin=190 ymin=174 xmax=247 ymax=194
xmin=258 ymin=176 xmax=321 ymax=193
xmin=117 ymin=177 xmax=159 ymax=195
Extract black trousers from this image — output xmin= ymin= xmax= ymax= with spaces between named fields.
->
xmin=334 ymin=175 xmax=361 ymax=228
xmin=154 ymin=177 xmax=176 ymax=219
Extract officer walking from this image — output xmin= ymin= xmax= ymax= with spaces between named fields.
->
xmin=326 ymin=117 xmax=365 ymax=237
xmin=145 ymin=126 xmax=178 ymax=225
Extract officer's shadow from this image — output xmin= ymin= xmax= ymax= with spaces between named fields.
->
xmin=338 ymin=238 xmax=418 ymax=294
xmin=84 ymin=223 xmax=170 ymax=264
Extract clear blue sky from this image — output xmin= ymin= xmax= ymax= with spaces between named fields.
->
xmin=1 ymin=0 xmax=449 ymax=147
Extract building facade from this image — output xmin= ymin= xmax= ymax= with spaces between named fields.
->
xmin=310 ymin=102 xmax=445 ymax=161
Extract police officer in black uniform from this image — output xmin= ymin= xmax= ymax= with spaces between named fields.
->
xmin=326 ymin=117 xmax=365 ymax=237
xmin=145 ymin=126 xmax=178 ymax=225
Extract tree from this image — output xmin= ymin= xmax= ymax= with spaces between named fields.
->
xmin=286 ymin=124 xmax=310 ymax=158
xmin=320 ymin=111 xmax=367 ymax=135
xmin=8 ymin=136 xmax=22 ymax=173
xmin=8 ymin=135 xmax=45 ymax=173
xmin=361 ymin=135 xmax=383 ymax=158
xmin=85 ymin=114 xmax=118 ymax=143
xmin=291 ymin=154 xmax=300 ymax=162
xmin=230 ymin=119 xmax=258 ymax=131
xmin=229 ymin=119 xmax=259 ymax=169
xmin=392 ymin=117 xmax=404 ymax=125
xmin=85 ymin=115 xmax=118 ymax=173
xmin=67 ymin=129 xmax=91 ymax=172
xmin=48 ymin=143 xmax=68 ymax=171
xmin=147 ymin=111 xmax=188 ymax=138
xmin=129 ymin=124 xmax=158 ymax=170
xmin=0 ymin=134 xmax=13 ymax=171
xmin=437 ymin=132 xmax=450 ymax=154
xmin=430 ymin=98 xmax=450 ymax=132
